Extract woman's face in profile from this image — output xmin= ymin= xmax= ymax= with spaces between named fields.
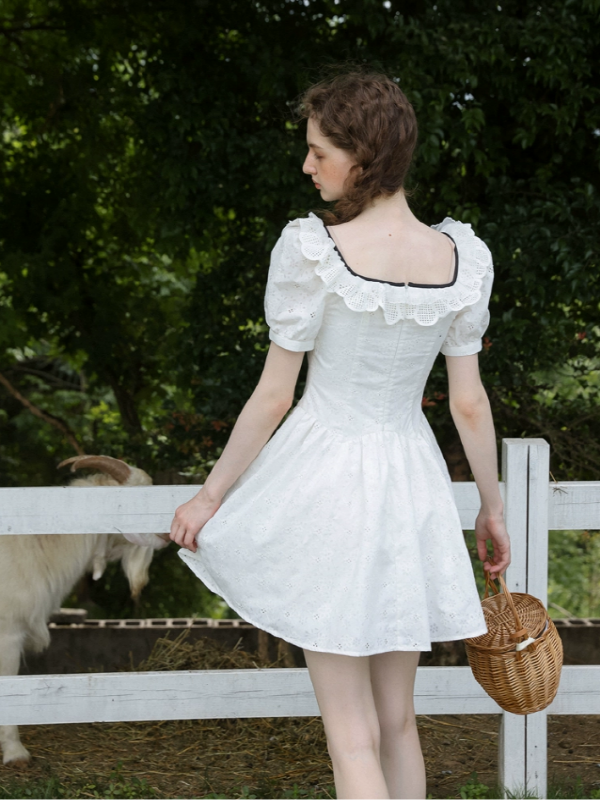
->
xmin=303 ymin=117 xmax=356 ymax=203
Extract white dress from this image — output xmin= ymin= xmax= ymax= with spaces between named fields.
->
xmin=179 ymin=213 xmax=492 ymax=655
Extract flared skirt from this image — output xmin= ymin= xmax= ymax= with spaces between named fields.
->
xmin=179 ymin=405 xmax=487 ymax=655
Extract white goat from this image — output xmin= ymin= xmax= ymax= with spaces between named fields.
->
xmin=0 ymin=455 xmax=169 ymax=766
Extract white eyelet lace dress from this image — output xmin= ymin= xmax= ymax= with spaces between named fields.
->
xmin=179 ymin=213 xmax=493 ymax=655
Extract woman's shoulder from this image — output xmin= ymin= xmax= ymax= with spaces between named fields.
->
xmin=279 ymin=213 xmax=493 ymax=283
xmin=269 ymin=213 xmax=493 ymax=326
xmin=279 ymin=214 xmax=491 ymax=256
xmin=432 ymin=217 xmax=493 ymax=262
xmin=274 ymin=213 xmax=330 ymax=264
xmin=268 ymin=215 xmax=329 ymax=289
xmin=279 ymin=213 xmax=323 ymax=237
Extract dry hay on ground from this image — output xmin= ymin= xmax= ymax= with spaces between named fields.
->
xmin=2 ymin=632 xmax=598 ymax=798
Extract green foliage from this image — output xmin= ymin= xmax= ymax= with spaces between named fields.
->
xmin=467 ymin=528 xmax=600 ymax=621
xmin=548 ymin=776 xmax=600 ymax=799
xmin=202 ymin=785 xmax=336 ymax=800
xmin=5 ymin=771 xmax=600 ymax=800
xmin=0 ymin=771 xmax=337 ymax=800
xmin=547 ymin=529 xmax=600 ymax=619
xmin=458 ymin=773 xmax=493 ymax=799
xmin=457 ymin=772 xmax=559 ymax=799
xmin=1 ymin=1 xmax=599 ymax=612
xmin=1 ymin=0 xmax=599 ymax=484
xmin=0 ymin=776 xmax=65 ymax=800
xmin=0 ymin=763 xmax=155 ymax=799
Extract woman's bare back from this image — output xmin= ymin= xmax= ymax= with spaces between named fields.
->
xmin=327 ymin=215 xmax=456 ymax=288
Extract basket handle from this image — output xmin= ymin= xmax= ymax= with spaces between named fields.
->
xmin=484 ymin=566 xmax=529 ymax=643
xmin=483 ymin=570 xmax=500 ymax=598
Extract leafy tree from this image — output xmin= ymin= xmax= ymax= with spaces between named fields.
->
xmin=0 ymin=0 xmax=599 ymax=612
xmin=2 ymin=0 xmax=598 ymax=483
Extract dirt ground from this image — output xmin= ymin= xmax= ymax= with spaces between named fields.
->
xmin=3 ymin=714 xmax=599 ymax=798
xmin=2 ymin=635 xmax=600 ymax=799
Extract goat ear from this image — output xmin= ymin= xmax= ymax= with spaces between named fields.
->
xmin=92 ymin=554 xmax=107 ymax=580
xmin=121 ymin=545 xmax=154 ymax=600
xmin=89 ymin=536 xmax=109 ymax=580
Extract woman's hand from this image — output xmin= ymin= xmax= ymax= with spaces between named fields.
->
xmin=475 ymin=510 xmax=511 ymax=579
xmin=170 ymin=490 xmax=221 ymax=553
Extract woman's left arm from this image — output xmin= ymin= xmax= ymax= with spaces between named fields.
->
xmin=170 ymin=343 xmax=304 ymax=552
xmin=446 ymin=353 xmax=511 ymax=578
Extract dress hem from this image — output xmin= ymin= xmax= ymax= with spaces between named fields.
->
xmin=178 ymin=548 xmax=488 ymax=657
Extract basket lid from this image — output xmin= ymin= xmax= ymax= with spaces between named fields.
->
xmin=465 ymin=573 xmax=549 ymax=652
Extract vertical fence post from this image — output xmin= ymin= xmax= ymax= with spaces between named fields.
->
xmin=498 ymin=439 xmax=529 ymax=797
xmin=498 ymin=438 xmax=550 ymax=799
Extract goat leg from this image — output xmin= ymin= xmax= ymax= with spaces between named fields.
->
xmin=0 ymin=626 xmax=30 ymax=766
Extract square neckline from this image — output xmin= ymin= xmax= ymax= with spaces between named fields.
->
xmin=324 ymin=226 xmax=459 ymax=289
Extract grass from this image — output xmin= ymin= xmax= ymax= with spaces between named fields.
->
xmin=456 ymin=771 xmax=600 ymax=799
xmin=3 ymin=770 xmax=600 ymax=800
xmin=547 ymin=776 xmax=600 ymax=799
xmin=0 ymin=771 xmax=337 ymax=800
xmin=202 ymin=786 xmax=336 ymax=799
xmin=0 ymin=762 xmax=156 ymax=799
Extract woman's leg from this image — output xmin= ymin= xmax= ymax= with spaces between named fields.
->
xmin=303 ymin=649 xmax=389 ymax=799
xmin=370 ymin=651 xmax=426 ymax=799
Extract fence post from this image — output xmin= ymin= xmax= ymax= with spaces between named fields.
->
xmin=498 ymin=438 xmax=550 ymax=799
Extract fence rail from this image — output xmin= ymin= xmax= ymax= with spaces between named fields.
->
xmin=1 ymin=666 xmax=599 ymax=728
xmin=1 ymin=437 xmax=599 ymax=799
xmin=3 ymin=481 xmax=599 ymax=536
xmin=0 ymin=482 xmax=500 ymax=534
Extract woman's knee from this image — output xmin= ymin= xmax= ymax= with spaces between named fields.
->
xmin=325 ymin=719 xmax=381 ymax=764
xmin=378 ymin=704 xmax=417 ymax=741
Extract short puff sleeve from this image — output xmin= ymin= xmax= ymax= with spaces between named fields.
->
xmin=265 ymin=220 xmax=328 ymax=352
xmin=440 ymin=239 xmax=494 ymax=357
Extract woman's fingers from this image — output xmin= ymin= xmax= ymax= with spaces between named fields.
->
xmin=170 ymin=523 xmax=197 ymax=552
xmin=169 ymin=504 xmax=202 ymax=551
xmin=170 ymin=511 xmax=190 ymax=546
xmin=476 ymin=536 xmax=489 ymax=562
xmin=182 ymin=525 xmax=199 ymax=553
xmin=169 ymin=520 xmax=184 ymax=546
xmin=493 ymin=537 xmax=511 ymax=573
xmin=486 ymin=541 xmax=510 ymax=578
xmin=477 ymin=532 xmax=510 ymax=578
xmin=475 ymin=516 xmax=511 ymax=579
xmin=169 ymin=492 xmax=221 ymax=552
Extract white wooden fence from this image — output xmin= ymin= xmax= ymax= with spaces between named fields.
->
xmin=1 ymin=437 xmax=599 ymax=799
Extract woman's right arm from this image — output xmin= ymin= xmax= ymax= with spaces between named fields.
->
xmin=446 ymin=353 xmax=510 ymax=578
xmin=170 ymin=342 xmax=304 ymax=553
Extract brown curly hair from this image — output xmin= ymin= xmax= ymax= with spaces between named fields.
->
xmin=299 ymin=71 xmax=418 ymax=225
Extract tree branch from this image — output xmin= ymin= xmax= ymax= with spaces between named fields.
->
xmin=0 ymin=24 xmax=67 ymax=34
xmin=0 ymin=371 xmax=85 ymax=455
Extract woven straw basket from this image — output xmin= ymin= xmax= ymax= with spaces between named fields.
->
xmin=464 ymin=572 xmax=563 ymax=715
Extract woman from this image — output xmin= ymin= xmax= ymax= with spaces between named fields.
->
xmin=170 ymin=71 xmax=510 ymax=799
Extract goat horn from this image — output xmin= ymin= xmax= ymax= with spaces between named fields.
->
xmin=57 ymin=455 xmax=132 ymax=485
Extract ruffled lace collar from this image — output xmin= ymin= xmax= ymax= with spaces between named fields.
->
xmin=297 ymin=213 xmax=491 ymax=326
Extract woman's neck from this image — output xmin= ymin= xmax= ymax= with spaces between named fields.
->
xmin=354 ymin=190 xmax=416 ymax=227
